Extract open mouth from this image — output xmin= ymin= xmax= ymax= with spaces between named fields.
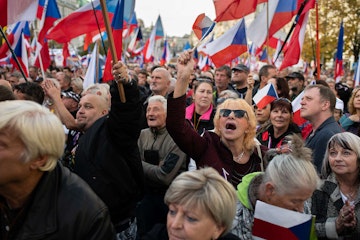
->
xmin=226 ymin=123 xmax=236 ymax=130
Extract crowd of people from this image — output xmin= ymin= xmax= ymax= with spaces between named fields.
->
xmin=0 ymin=49 xmax=360 ymax=239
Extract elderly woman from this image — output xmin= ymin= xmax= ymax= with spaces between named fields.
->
xmin=232 ymin=134 xmax=319 ymax=239
xmin=186 ymin=79 xmax=216 ymax=134
xmin=339 ymin=87 xmax=360 ymax=136
xmin=143 ymin=167 xmax=240 ymax=240
xmin=257 ymin=98 xmax=301 ymax=150
xmin=167 ymin=51 xmax=265 ymax=188
xmin=311 ymin=132 xmax=360 ymax=239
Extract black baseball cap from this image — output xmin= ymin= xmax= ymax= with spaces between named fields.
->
xmin=285 ymin=72 xmax=304 ymax=81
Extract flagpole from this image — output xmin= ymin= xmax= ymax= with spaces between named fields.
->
xmin=0 ymin=27 xmax=28 ymax=81
xmin=315 ymin=0 xmax=321 ymax=80
xmin=99 ymin=0 xmax=126 ymax=103
xmin=91 ymin=0 xmax=107 ymax=52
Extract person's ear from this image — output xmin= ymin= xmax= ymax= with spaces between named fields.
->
xmin=30 ymin=155 xmax=48 ymax=170
xmin=264 ymin=182 xmax=276 ymax=201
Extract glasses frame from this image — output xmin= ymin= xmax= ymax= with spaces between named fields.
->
xmin=219 ymin=109 xmax=248 ymax=119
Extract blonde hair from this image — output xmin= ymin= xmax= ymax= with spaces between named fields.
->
xmin=83 ymin=83 xmax=111 ymax=109
xmin=348 ymin=87 xmax=360 ymax=115
xmin=0 ymin=100 xmax=65 ymax=171
xmin=214 ymin=98 xmax=256 ymax=152
xmin=165 ymin=167 xmax=237 ymax=235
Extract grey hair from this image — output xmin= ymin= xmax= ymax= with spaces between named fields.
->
xmin=321 ymin=132 xmax=360 ymax=178
xmin=147 ymin=95 xmax=167 ymax=112
xmin=262 ymin=134 xmax=319 ymax=195
xmin=0 ymin=100 xmax=65 ymax=171
xmin=164 ymin=167 xmax=237 ymax=235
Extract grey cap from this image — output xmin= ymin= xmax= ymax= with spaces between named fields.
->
xmin=232 ymin=64 xmax=249 ymax=73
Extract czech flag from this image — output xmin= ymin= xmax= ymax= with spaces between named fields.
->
xmin=102 ymin=0 xmax=125 ymax=82
xmin=192 ymin=13 xmax=215 ymax=40
xmin=143 ymin=15 xmax=164 ymax=63
xmin=84 ymin=43 xmax=102 ymax=89
xmin=34 ymin=39 xmax=51 ymax=71
xmin=0 ymin=0 xmax=37 ymax=27
xmin=253 ymin=201 xmax=317 ymax=240
xmin=334 ymin=21 xmax=344 ymax=83
xmin=0 ymin=21 xmax=28 ymax=58
xmin=10 ymin=32 xmax=29 ymax=77
xmin=37 ymin=0 xmax=61 ymax=44
xmin=203 ymin=19 xmax=247 ymax=67
xmin=37 ymin=0 xmax=46 ymax=20
xmin=253 ymin=83 xmax=278 ymax=109
xmin=160 ymin=39 xmax=171 ymax=66
xmin=279 ymin=0 xmax=314 ymax=70
xmin=47 ymin=0 xmax=120 ymax=43
xmin=213 ymin=0 xmax=267 ymax=22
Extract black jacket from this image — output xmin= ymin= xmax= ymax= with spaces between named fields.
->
xmin=0 ymin=163 xmax=115 ymax=240
xmin=74 ymin=81 xmax=144 ymax=224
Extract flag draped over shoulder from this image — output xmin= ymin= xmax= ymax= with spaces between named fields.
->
xmin=213 ymin=0 xmax=267 ymax=22
xmin=334 ymin=21 xmax=344 ymax=83
xmin=0 ymin=0 xmax=37 ymax=27
xmin=202 ymin=19 xmax=247 ymax=67
xmin=47 ymin=0 xmax=119 ymax=43
xmin=102 ymin=0 xmax=125 ymax=82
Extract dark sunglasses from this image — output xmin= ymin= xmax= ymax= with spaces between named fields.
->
xmin=219 ymin=109 xmax=248 ymax=119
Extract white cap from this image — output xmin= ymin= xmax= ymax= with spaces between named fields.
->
xmin=335 ymin=98 xmax=344 ymax=112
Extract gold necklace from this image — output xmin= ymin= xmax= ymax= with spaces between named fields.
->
xmin=233 ymin=151 xmax=245 ymax=163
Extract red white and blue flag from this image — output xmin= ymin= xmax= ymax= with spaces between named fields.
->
xmin=253 ymin=201 xmax=317 ymax=240
xmin=334 ymin=21 xmax=344 ymax=83
xmin=10 ymin=32 xmax=29 ymax=77
xmin=213 ymin=0 xmax=267 ymax=22
xmin=203 ymin=19 xmax=247 ymax=67
xmin=47 ymin=0 xmax=135 ymax=43
xmin=127 ymin=27 xmax=143 ymax=55
xmin=84 ymin=43 xmax=103 ymax=89
xmin=0 ymin=0 xmax=37 ymax=27
xmin=0 ymin=21 xmax=29 ymax=58
xmin=103 ymin=0 xmax=126 ymax=82
xmin=279 ymin=0 xmax=314 ymax=70
xmin=160 ymin=39 xmax=171 ymax=66
xmin=192 ymin=13 xmax=215 ymax=40
xmin=37 ymin=0 xmax=61 ymax=44
xmin=143 ymin=15 xmax=164 ymax=63
xmin=34 ymin=39 xmax=51 ymax=71
xmin=253 ymin=83 xmax=278 ymax=109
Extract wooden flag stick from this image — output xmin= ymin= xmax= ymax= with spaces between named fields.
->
xmin=99 ymin=0 xmax=126 ymax=103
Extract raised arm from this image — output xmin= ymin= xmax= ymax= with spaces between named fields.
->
xmin=174 ymin=50 xmax=195 ymax=98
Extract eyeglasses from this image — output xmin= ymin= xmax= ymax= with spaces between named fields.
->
xmin=219 ymin=109 xmax=248 ymax=119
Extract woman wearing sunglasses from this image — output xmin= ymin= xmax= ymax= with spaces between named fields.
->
xmin=166 ymin=51 xmax=265 ymax=187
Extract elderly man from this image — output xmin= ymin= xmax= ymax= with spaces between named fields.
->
xmin=136 ymin=95 xmax=187 ymax=238
xmin=0 ymin=100 xmax=114 ymax=239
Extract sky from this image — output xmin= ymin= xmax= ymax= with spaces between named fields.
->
xmin=135 ymin=0 xmax=216 ymax=37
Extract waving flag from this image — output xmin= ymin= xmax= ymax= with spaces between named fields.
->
xmin=203 ymin=19 xmax=247 ymax=67
xmin=214 ymin=0 xmax=267 ymax=22
xmin=192 ymin=13 xmax=215 ymax=40
xmin=334 ymin=21 xmax=344 ymax=83
xmin=10 ymin=32 xmax=29 ymax=77
xmin=160 ymin=39 xmax=171 ymax=66
xmin=272 ymin=38 xmax=283 ymax=67
xmin=279 ymin=0 xmax=314 ymax=70
xmin=253 ymin=201 xmax=317 ymax=240
xmin=62 ymin=42 xmax=70 ymax=67
xmin=259 ymin=47 xmax=268 ymax=62
xmin=127 ymin=27 xmax=143 ymax=55
xmin=0 ymin=0 xmax=37 ymax=27
xmin=34 ymin=39 xmax=51 ymax=71
xmin=253 ymin=83 xmax=278 ymax=109
xmin=84 ymin=43 xmax=102 ymax=89
xmin=47 ymin=0 xmax=135 ymax=43
xmin=102 ymin=0 xmax=125 ymax=82
xmin=37 ymin=0 xmax=46 ymax=19
xmin=143 ymin=15 xmax=164 ymax=63
xmin=123 ymin=11 xmax=138 ymax=38
xmin=0 ymin=21 xmax=28 ymax=58
xmin=37 ymin=0 xmax=61 ymax=44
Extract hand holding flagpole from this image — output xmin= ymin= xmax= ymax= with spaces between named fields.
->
xmin=99 ymin=0 xmax=126 ymax=103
